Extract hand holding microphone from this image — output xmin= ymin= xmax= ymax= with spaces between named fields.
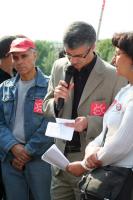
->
xmin=55 ymin=65 xmax=75 ymax=112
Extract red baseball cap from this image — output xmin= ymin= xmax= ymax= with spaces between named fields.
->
xmin=9 ymin=38 xmax=36 ymax=53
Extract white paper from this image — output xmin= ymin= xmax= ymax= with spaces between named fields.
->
xmin=56 ymin=118 xmax=75 ymax=124
xmin=45 ymin=118 xmax=75 ymax=141
xmin=41 ymin=144 xmax=69 ymax=170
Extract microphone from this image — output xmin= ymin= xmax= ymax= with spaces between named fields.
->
xmin=56 ymin=65 xmax=75 ymax=112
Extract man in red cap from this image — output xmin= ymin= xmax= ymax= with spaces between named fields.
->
xmin=0 ymin=37 xmax=53 ymax=200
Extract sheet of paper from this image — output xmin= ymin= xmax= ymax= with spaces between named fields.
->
xmin=45 ymin=118 xmax=75 ymax=141
xmin=41 ymin=144 xmax=69 ymax=170
xmin=56 ymin=118 xmax=75 ymax=124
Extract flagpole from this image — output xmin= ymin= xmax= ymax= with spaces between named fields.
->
xmin=96 ymin=0 xmax=106 ymax=43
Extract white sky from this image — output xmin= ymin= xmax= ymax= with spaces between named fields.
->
xmin=1 ymin=0 xmax=133 ymax=42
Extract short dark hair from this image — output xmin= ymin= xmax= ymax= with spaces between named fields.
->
xmin=63 ymin=21 xmax=96 ymax=49
xmin=0 ymin=35 xmax=16 ymax=59
xmin=112 ymin=32 xmax=133 ymax=60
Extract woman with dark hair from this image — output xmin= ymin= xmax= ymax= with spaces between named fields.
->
xmin=66 ymin=32 xmax=133 ymax=200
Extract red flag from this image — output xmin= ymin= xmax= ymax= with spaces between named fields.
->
xmin=102 ymin=0 xmax=106 ymax=10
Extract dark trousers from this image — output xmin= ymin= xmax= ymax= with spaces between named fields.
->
xmin=115 ymin=170 xmax=133 ymax=200
xmin=80 ymin=170 xmax=133 ymax=200
xmin=0 ymin=162 xmax=5 ymax=200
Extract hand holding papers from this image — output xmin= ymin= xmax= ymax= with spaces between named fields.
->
xmin=41 ymin=144 xmax=69 ymax=170
xmin=45 ymin=118 xmax=75 ymax=141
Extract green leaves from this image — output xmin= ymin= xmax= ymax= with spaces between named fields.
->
xmin=96 ymin=39 xmax=115 ymax=63
xmin=35 ymin=40 xmax=58 ymax=75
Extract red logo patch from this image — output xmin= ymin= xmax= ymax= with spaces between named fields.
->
xmin=90 ymin=101 xmax=107 ymax=116
xmin=34 ymin=99 xmax=43 ymax=114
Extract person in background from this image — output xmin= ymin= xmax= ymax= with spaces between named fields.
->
xmin=0 ymin=35 xmax=16 ymax=200
xmin=58 ymin=49 xmax=65 ymax=58
xmin=42 ymin=21 xmax=127 ymax=200
xmin=0 ymin=37 xmax=53 ymax=200
xmin=67 ymin=32 xmax=133 ymax=200
xmin=0 ymin=36 xmax=16 ymax=84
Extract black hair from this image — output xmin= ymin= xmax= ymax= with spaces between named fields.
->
xmin=0 ymin=35 xmax=16 ymax=59
xmin=63 ymin=21 xmax=96 ymax=49
xmin=112 ymin=32 xmax=133 ymax=60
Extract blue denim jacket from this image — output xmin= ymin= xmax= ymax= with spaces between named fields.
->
xmin=0 ymin=67 xmax=53 ymax=161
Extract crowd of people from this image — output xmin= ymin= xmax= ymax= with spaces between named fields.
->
xmin=0 ymin=21 xmax=133 ymax=200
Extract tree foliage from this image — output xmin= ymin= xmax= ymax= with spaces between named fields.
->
xmin=96 ymin=39 xmax=115 ymax=63
xmin=35 ymin=40 xmax=58 ymax=75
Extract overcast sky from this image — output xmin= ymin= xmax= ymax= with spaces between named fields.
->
xmin=1 ymin=0 xmax=133 ymax=42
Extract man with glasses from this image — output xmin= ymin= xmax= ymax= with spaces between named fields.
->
xmin=43 ymin=21 xmax=127 ymax=200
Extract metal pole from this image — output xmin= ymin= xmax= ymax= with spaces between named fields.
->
xmin=96 ymin=0 xmax=106 ymax=43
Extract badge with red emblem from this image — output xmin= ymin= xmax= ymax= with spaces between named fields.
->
xmin=34 ymin=99 xmax=43 ymax=114
xmin=90 ymin=101 xmax=107 ymax=116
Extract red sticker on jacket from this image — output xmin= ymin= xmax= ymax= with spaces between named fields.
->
xmin=90 ymin=101 xmax=107 ymax=116
xmin=34 ymin=99 xmax=43 ymax=114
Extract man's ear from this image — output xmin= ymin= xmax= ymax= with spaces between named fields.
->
xmin=0 ymin=59 xmax=2 ymax=66
xmin=92 ymin=43 xmax=96 ymax=51
xmin=33 ymin=51 xmax=37 ymax=61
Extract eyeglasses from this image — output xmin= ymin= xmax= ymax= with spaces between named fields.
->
xmin=64 ymin=47 xmax=92 ymax=60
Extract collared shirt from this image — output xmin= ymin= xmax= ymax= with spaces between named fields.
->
xmin=0 ymin=68 xmax=17 ymax=84
xmin=65 ymin=54 xmax=97 ymax=151
xmin=0 ymin=68 xmax=11 ymax=84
